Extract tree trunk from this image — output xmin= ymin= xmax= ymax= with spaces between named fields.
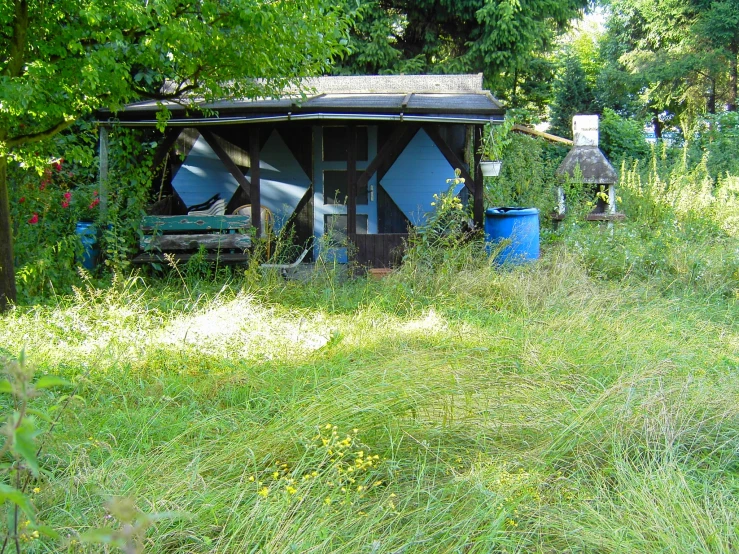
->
xmin=0 ymin=155 xmax=17 ymax=313
xmin=652 ymin=110 xmax=662 ymax=139
xmin=707 ymin=77 xmax=716 ymax=114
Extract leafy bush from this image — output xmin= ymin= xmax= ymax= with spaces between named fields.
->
xmin=691 ymin=111 xmax=739 ymax=179
xmin=401 ymin=174 xmax=485 ymax=275
xmin=599 ymin=108 xmax=650 ymax=163
xmin=486 ymin=132 xmax=565 ymax=216
xmin=9 ymin=133 xmax=98 ymax=302
xmin=9 ymin=124 xmax=162 ymax=303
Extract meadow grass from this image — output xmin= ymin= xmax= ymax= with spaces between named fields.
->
xmin=0 ymin=238 xmax=737 ymax=553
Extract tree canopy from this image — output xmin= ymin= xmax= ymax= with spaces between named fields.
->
xmin=334 ymin=0 xmax=590 ymax=109
xmin=0 ymin=0 xmax=348 ymax=311
xmin=600 ymin=0 xmax=738 ymax=128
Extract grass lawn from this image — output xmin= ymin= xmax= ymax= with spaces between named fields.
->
xmin=0 ymin=245 xmax=738 ymax=553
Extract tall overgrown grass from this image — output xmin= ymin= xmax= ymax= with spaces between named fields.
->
xmin=560 ymin=144 xmax=739 ymax=300
xmin=0 ymin=140 xmax=737 ymax=552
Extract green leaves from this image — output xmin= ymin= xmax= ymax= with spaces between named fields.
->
xmin=13 ymin=417 xmax=41 ymax=476
xmin=0 ymin=484 xmax=35 ymax=523
xmin=34 ymin=375 xmax=71 ymax=390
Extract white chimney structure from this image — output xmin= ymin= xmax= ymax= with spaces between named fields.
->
xmin=555 ymin=114 xmax=623 ymax=223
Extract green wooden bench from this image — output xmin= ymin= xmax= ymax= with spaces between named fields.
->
xmin=132 ymin=215 xmax=252 ymax=264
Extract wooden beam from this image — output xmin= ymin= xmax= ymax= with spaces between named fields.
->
xmin=422 ymin=124 xmax=475 ymax=195
xmin=473 ymin=126 xmax=484 ymax=228
xmin=347 ymin=124 xmax=357 ymax=235
xmin=356 ymin=123 xmax=419 ymax=191
xmin=513 ymin=124 xmax=573 ymax=146
xmin=151 ymin=128 xmax=182 ymax=171
xmin=198 ymin=128 xmax=251 ymax=205
xmin=250 ymin=127 xmax=261 ymax=238
xmin=170 ymin=128 xmax=200 ymax=180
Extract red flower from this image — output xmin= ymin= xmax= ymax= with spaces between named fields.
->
xmin=93 ymin=190 xmax=98 ymax=197
xmin=28 ymin=213 xmax=39 ymax=224
xmin=64 ymin=191 xmax=72 ymax=201
xmin=53 ymin=159 xmax=63 ymax=172
xmin=88 ymin=198 xmax=100 ymax=209
xmin=61 ymin=201 xmax=70 ymax=208
xmin=18 ymin=197 xmax=25 ymax=203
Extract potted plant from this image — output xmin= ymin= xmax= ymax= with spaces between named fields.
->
xmin=479 ymin=115 xmax=514 ymax=177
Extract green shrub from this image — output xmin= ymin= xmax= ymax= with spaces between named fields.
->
xmin=691 ymin=111 xmax=739 ymax=179
xmin=599 ymin=108 xmax=650 ymax=163
xmin=486 ymin=132 xmax=564 ymax=216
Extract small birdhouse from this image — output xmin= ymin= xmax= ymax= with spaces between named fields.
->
xmin=555 ymin=115 xmax=624 ymax=222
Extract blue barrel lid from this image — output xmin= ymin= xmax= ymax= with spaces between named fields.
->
xmin=486 ymin=207 xmax=539 ymax=216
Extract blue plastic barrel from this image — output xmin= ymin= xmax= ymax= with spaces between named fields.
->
xmin=75 ymin=221 xmax=99 ymax=270
xmin=485 ymin=207 xmax=540 ymax=264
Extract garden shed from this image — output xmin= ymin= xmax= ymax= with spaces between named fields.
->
xmin=103 ymin=74 xmax=505 ymax=267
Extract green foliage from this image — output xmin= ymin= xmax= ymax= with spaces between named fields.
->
xmin=335 ymin=0 xmax=589 ymax=99
xmin=691 ymin=111 xmax=739 ymax=178
xmin=402 ymin=174 xmax=485 ymax=273
xmin=101 ymin=127 xmax=161 ymax=275
xmin=548 ymin=54 xmax=598 ymax=139
xmin=486 ymin=132 xmax=563 ymax=214
xmin=0 ymin=352 xmax=71 ymax=548
xmin=479 ymin=116 xmax=515 ymax=161
xmin=562 ymin=145 xmax=739 ymax=298
xmin=8 ymin=127 xmax=99 ymax=302
xmin=599 ymin=108 xmax=650 ymax=163
xmin=604 ymin=0 xmax=738 ymax=125
xmin=0 ymin=0 xmax=349 ymax=311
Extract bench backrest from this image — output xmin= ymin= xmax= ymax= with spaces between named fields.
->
xmin=141 ymin=215 xmax=251 ymax=233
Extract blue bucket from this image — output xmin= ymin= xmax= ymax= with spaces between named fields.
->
xmin=75 ymin=221 xmax=99 ymax=270
xmin=485 ymin=207 xmax=540 ymax=264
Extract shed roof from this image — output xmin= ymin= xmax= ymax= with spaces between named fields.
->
xmin=103 ymin=74 xmax=504 ymax=127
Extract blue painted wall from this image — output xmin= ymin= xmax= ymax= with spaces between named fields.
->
xmin=380 ymin=129 xmax=461 ymax=226
xmin=171 ymin=136 xmax=240 ymax=209
xmin=246 ymin=130 xmax=311 ymax=230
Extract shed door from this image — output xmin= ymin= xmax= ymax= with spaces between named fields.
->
xmin=313 ymin=125 xmax=378 ymax=262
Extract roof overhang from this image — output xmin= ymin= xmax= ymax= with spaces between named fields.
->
xmin=98 ymin=74 xmax=506 ymax=127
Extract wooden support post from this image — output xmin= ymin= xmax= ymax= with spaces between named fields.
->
xmin=249 ymin=128 xmax=261 ymax=238
xmin=99 ymin=125 xmax=109 ymax=218
xmin=473 ymin=126 xmax=484 ymax=228
xmin=347 ymin=124 xmax=357 ymax=236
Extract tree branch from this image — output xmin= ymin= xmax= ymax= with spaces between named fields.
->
xmin=6 ymin=118 xmax=76 ymax=148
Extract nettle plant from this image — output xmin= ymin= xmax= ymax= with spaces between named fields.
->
xmin=0 ymin=352 xmax=72 ymax=550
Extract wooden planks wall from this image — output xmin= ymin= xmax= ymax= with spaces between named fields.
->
xmin=349 ymin=233 xmax=408 ymax=268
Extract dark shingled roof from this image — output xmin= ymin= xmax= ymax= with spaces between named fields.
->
xmin=556 ymin=146 xmax=618 ymax=184
xmin=104 ymin=74 xmax=505 ymax=126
